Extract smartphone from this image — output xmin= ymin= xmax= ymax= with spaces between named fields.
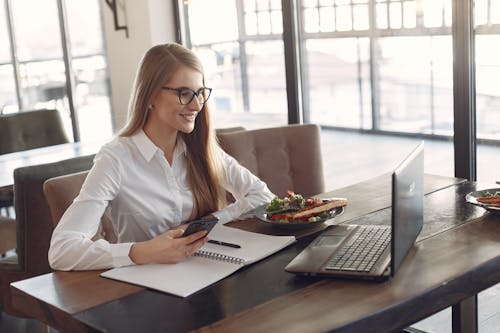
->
xmin=182 ymin=217 xmax=219 ymax=238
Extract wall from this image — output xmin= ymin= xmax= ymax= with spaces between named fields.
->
xmin=101 ymin=0 xmax=176 ymax=131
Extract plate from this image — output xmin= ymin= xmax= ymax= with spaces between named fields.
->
xmin=254 ymin=203 xmax=344 ymax=229
xmin=465 ymin=188 xmax=500 ymax=212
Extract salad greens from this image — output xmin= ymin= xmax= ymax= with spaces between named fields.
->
xmin=266 ymin=191 xmax=306 ymax=212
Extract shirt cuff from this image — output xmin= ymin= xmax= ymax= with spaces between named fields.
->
xmin=212 ymin=209 xmax=233 ymax=224
xmin=110 ymin=242 xmax=135 ymax=267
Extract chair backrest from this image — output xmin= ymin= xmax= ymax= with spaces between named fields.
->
xmin=215 ymin=126 xmax=245 ymax=135
xmin=13 ymin=154 xmax=95 ymax=273
xmin=43 ymin=171 xmax=117 ymax=243
xmin=0 ymin=109 xmax=69 ymax=154
xmin=217 ymin=124 xmax=325 ymax=198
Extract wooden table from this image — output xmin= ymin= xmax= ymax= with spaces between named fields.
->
xmin=0 ymin=140 xmax=103 ymax=190
xmin=0 ymin=141 xmax=103 ymax=216
xmin=11 ymin=174 xmax=499 ymax=333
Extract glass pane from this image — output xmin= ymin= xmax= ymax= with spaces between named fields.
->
xmin=423 ymin=0 xmax=445 ymax=28
xmin=257 ymin=11 xmax=271 ymax=34
xmin=475 ymin=34 xmax=500 ymax=183
xmin=245 ymin=41 xmax=287 ymax=124
xmin=11 ymin=0 xmax=63 ymax=61
xmin=18 ymin=60 xmax=66 ymax=110
xmin=476 ymin=35 xmax=500 ymax=141
xmin=304 ymin=8 xmax=320 ymax=33
xmin=389 ymin=2 xmax=402 ymax=29
xmin=376 ymin=3 xmax=388 ymax=29
xmin=271 ymin=10 xmax=283 ymax=34
xmin=302 ymin=0 xmax=318 ymax=7
xmin=0 ymin=4 xmax=11 ymax=63
xmin=188 ymin=0 xmax=238 ymax=44
xmin=336 ymin=6 xmax=352 ymax=31
xmin=65 ymin=0 xmax=112 ymax=142
xmin=320 ymin=0 xmax=334 ymax=5
xmin=193 ymin=42 xmax=286 ymax=130
xmin=0 ymin=65 xmax=18 ymax=113
xmin=306 ymin=38 xmax=371 ymax=129
xmin=377 ymin=36 xmax=453 ymax=136
xmin=352 ymin=5 xmax=369 ymax=30
xmin=72 ymin=56 xmax=113 ymax=142
xmin=256 ymin=0 xmax=269 ymax=10
xmin=245 ymin=12 xmax=258 ymax=35
xmin=244 ymin=0 xmax=256 ymax=12
xmin=319 ymin=7 xmax=335 ymax=32
xmin=18 ymin=59 xmax=73 ymax=138
xmin=403 ymin=1 xmax=416 ymax=28
xmin=65 ymin=0 xmax=104 ymax=56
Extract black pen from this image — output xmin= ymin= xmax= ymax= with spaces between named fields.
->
xmin=208 ymin=239 xmax=241 ymax=249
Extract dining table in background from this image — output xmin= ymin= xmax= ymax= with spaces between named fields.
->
xmin=0 ymin=140 xmax=105 ymax=191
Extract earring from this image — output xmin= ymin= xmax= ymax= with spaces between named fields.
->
xmin=147 ymin=104 xmax=154 ymax=110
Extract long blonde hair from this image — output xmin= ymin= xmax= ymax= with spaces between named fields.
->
xmin=120 ymin=43 xmax=224 ymax=218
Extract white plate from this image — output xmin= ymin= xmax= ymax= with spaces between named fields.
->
xmin=465 ymin=188 xmax=500 ymax=212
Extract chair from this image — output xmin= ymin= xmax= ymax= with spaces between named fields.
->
xmin=44 ymin=171 xmax=117 ymax=243
xmin=0 ymin=217 xmax=16 ymax=255
xmin=0 ymin=154 xmax=95 ymax=317
xmin=0 ymin=109 xmax=69 ymax=155
xmin=0 ymin=109 xmax=70 ymax=256
xmin=214 ymin=126 xmax=245 ymax=135
xmin=217 ymin=123 xmax=325 ymax=198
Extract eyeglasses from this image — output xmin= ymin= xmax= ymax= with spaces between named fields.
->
xmin=161 ymin=86 xmax=212 ymax=105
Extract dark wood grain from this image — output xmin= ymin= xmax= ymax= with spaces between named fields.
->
xmin=10 ymin=270 xmax=143 ymax=331
xmin=195 ymin=212 xmax=500 ymax=333
xmin=11 ymin=174 xmax=480 ymax=333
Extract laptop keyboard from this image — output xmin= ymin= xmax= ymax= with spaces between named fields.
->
xmin=325 ymin=225 xmax=391 ymax=272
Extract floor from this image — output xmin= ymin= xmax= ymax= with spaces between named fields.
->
xmin=1 ymin=127 xmax=500 ymax=332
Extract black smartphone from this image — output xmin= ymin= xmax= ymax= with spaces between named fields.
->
xmin=182 ymin=217 xmax=219 ymax=238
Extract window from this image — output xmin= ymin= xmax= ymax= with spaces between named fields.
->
xmin=182 ymin=0 xmax=287 ymax=129
xmin=65 ymin=0 xmax=113 ymax=142
xmin=474 ymin=0 xmax=500 ymax=182
xmin=1 ymin=0 xmax=112 ymax=143
xmin=178 ymin=0 xmax=496 ymax=183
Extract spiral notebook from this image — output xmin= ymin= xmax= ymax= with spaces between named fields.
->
xmin=101 ymin=224 xmax=296 ymax=297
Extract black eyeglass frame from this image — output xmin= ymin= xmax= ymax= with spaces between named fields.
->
xmin=161 ymin=86 xmax=212 ymax=105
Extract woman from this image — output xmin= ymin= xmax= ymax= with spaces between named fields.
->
xmin=48 ymin=43 xmax=274 ymax=271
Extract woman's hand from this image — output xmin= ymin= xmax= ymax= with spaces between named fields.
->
xmin=128 ymin=229 xmax=208 ymax=265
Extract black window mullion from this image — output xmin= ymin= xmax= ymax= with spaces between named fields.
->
xmin=282 ymin=0 xmax=303 ymax=124
xmin=452 ymin=0 xmax=476 ymax=181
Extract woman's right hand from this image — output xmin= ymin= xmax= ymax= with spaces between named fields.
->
xmin=128 ymin=229 xmax=208 ymax=265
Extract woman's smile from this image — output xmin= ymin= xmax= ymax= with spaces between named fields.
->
xmin=180 ymin=111 xmax=198 ymax=122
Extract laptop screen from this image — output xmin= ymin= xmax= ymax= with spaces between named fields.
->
xmin=390 ymin=142 xmax=424 ymax=276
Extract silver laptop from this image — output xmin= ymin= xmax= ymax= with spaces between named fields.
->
xmin=285 ymin=142 xmax=424 ymax=281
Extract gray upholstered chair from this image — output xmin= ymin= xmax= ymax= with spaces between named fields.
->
xmin=0 ymin=109 xmax=69 ymax=155
xmin=217 ymin=123 xmax=325 ymax=198
xmin=0 ymin=154 xmax=94 ymax=316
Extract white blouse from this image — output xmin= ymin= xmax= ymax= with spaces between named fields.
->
xmin=48 ymin=130 xmax=274 ymax=271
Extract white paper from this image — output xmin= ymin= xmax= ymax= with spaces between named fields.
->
xmin=101 ymin=225 xmax=296 ymax=297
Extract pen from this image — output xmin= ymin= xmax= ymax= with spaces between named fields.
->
xmin=208 ymin=239 xmax=241 ymax=249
